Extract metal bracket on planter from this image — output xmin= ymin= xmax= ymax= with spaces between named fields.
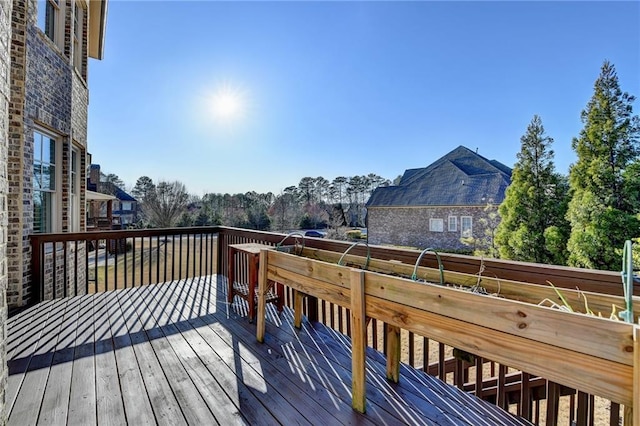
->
xmin=412 ymin=247 xmax=444 ymax=284
xmin=337 ymin=240 xmax=371 ymax=270
xmin=276 ymin=232 xmax=305 ymax=255
xmin=620 ymin=240 xmax=635 ymax=323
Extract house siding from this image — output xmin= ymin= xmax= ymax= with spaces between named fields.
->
xmin=0 ymin=0 xmax=12 ymax=421
xmin=367 ymin=206 xmax=486 ymax=251
xmin=7 ymin=0 xmax=88 ymax=308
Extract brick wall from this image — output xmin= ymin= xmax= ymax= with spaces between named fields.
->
xmin=0 ymin=0 xmax=13 ymax=422
xmin=7 ymin=0 xmax=89 ymax=308
xmin=367 ymin=206 xmax=488 ymax=251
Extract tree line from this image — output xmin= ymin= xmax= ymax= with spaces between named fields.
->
xmin=127 ymin=174 xmax=392 ymax=239
xmin=106 ymin=60 xmax=638 ymax=272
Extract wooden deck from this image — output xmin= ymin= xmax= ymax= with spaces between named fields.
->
xmin=6 ymin=277 xmax=532 ymax=425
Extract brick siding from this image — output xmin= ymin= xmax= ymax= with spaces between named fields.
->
xmin=0 ymin=0 xmax=13 ymax=422
xmin=367 ymin=206 xmax=488 ymax=251
xmin=7 ymin=0 xmax=89 ymax=308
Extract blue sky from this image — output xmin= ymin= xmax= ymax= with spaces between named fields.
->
xmin=88 ymin=1 xmax=640 ymax=196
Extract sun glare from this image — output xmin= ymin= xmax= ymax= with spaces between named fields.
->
xmin=210 ymin=84 xmax=246 ymax=122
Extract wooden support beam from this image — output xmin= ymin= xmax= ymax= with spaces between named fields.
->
xmin=350 ymin=269 xmax=366 ymax=413
xmin=294 ymin=290 xmax=305 ymax=329
xmin=256 ymin=249 xmax=269 ymax=343
xmin=386 ymin=324 xmax=401 ymax=383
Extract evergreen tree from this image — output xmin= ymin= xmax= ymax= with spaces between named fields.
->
xmin=566 ymin=61 xmax=640 ymax=270
xmin=496 ymin=115 xmax=569 ymax=264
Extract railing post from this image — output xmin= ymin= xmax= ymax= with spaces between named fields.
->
xmin=217 ymin=231 xmax=224 ymax=279
xmin=29 ymin=235 xmax=42 ymax=304
xmin=350 ymin=269 xmax=366 ymax=413
xmin=386 ymin=324 xmax=401 ymax=383
xmin=256 ymin=249 xmax=269 ymax=343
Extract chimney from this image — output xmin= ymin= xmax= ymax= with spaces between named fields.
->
xmin=90 ymin=164 xmax=100 ymax=185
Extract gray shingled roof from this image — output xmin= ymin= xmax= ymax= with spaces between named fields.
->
xmin=366 ymin=146 xmax=511 ymax=207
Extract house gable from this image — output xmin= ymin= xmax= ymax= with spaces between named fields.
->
xmin=367 ymin=146 xmax=511 ymax=208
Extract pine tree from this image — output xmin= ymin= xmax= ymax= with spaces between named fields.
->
xmin=566 ymin=61 xmax=640 ymax=270
xmin=496 ymin=115 xmax=569 ymax=264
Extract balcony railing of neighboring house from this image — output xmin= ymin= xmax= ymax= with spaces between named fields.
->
xmin=28 ymin=225 xmax=640 ymax=425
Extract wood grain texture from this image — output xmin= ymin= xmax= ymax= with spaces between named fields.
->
xmin=350 ymin=269 xmax=366 ymax=413
xmin=364 ymin=271 xmax=634 ymax=365
xmin=301 ymin=246 xmax=639 ymax=318
xmin=385 ymin=324 xmax=400 ymax=383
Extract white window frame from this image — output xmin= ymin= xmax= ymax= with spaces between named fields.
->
xmin=461 ymin=216 xmax=473 ymax=238
xmin=37 ymin=0 xmax=65 ymax=49
xmin=33 ymin=129 xmax=60 ymax=233
xmin=448 ymin=216 xmax=457 ymax=232
xmin=429 ymin=218 xmax=444 ymax=232
xmin=70 ymin=145 xmax=80 ymax=232
xmin=73 ymin=1 xmax=86 ymax=75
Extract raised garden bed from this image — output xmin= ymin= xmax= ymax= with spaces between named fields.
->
xmin=255 ymin=246 xmax=639 ymax=421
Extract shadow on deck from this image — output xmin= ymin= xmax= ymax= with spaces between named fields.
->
xmin=6 ymin=276 xmax=531 ymax=425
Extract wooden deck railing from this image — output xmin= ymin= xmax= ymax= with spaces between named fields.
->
xmin=29 ymin=227 xmax=218 ymax=304
xmin=28 ymin=225 xmax=640 ymax=425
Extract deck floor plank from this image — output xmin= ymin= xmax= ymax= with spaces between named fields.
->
xmin=9 ymin=298 xmax=70 ymax=425
xmin=151 ymin=279 xmax=372 ymax=426
xmin=142 ymin=283 xmax=281 ymax=425
xmin=107 ymin=287 xmax=157 ymax=425
xmin=38 ymin=296 xmax=84 ymax=426
xmin=6 ymin=300 xmax=57 ymax=413
xmin=176 ymin=279 xmax=427 ymax=426
xmin=146 ymin=282 xmax=315 ymax=426
xmin=132 ymin=284 xmax=237 ymax=425
xmin=67 ymin=295 xmax=98 ymax=426
xmin=7 ymin=277 xmax=532 ymax=426
xmin=94 ymin=291 xmax=128 ymax=426
xmin=114 ymin=287 xmax=189 ymax=426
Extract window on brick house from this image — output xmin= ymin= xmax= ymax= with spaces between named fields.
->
xmin=73 ymin=2 xmax=86 ymax=76
xmin=70 ymin=146 xmax=80 ymax=232
xmin=429 ymin=218 xmax=444 ymax=232
xmin=37 ymin=0 xmax=62 ymax=46
xmin=34 ymin=130 xmax=58 ymax=233
xmin=448 ymin=216 xmax=457 ymax=232
xmin=461 ymin=216 xmax=473 ymax=238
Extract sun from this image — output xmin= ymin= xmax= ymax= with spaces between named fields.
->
xmin=210 ymin=84 xmax=246 ymax=122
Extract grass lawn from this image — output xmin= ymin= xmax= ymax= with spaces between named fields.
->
xmin=88 ymin=235 xmax=217 ymax=293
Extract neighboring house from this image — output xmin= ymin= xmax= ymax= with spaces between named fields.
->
xmin=6 ymin=0 xmax=108 ymax=308
xmin=86 ymin=164 xmax=138 ymax=228
xmin=366 ymin=146 xmax=512 ymax=251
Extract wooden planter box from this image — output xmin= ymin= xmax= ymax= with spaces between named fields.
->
xmin=256 ymin=247 xmax=640 ymax=421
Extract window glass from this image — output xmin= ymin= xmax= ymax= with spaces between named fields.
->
xmin=34 ymin=131 xmax=56 ymax=233
xmin=70 ymin=148 xmax=79 ymax=231
xmin=37 ymin=0 xmax=57 ymax=41
xmin=461 ymin=216 xmax=473 ymax=238
xmin=448 ymin=216 xmax=457 ymax=232
xmin=429 ymin=218 xmax=444 ymax=232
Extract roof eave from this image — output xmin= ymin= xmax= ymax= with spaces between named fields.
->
xmin=88 ymin=0 xmax=108 ymax=60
